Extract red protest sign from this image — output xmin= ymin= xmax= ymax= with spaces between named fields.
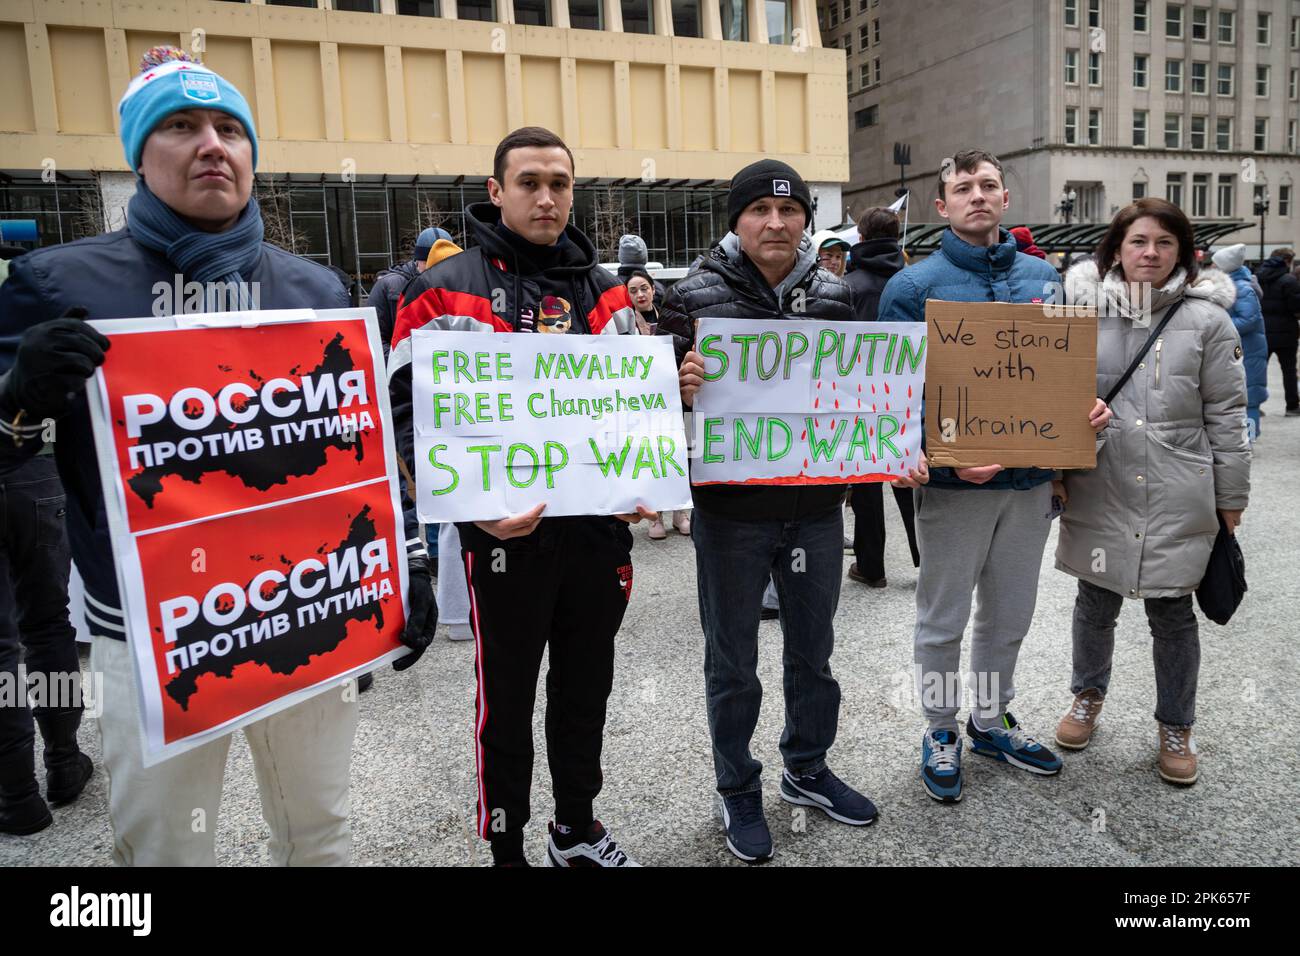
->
xmin=97 ymin=319 xmax=387 ymax=533
xmin=87 ymin=310 xmax=409 ymax=764
xmin=135 ymin=483 xmax=403 ymax=748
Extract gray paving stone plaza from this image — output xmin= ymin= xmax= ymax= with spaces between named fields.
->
xmin=4 ymin=363 xmax=1297 ymax=868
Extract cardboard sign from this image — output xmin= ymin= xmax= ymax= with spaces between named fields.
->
xmin=691 ymin=318 xmax=927 ymax=485
xmin=410 ymin=329 xmax=693 ymax=521
xmin=86 ymin=309 xmax=410 ymax=765
xmin=923 ymin=300 xmax=1098 ymax=469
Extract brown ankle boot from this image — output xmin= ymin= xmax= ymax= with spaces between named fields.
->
xmin=1157 ymin=723 xmax=1199 ymax=785
xmin=1055 ymin=689 xmax=1104 ymax=750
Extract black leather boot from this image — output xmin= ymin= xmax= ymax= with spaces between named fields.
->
xmin=0 ymin=746 xmax=53 ymax=835
xmin=34 ymin=708 xmax=94 ymax=805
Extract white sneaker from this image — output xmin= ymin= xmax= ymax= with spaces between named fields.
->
xmin=544 ymin=821 xmax=640 ymax=867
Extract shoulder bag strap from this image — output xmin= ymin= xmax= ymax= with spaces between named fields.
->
xmin=1103 ymin=299 xmax=1184 ymax=406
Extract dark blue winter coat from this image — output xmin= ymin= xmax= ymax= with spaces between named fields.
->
xmin=0 ymin=228 xmax=351 ymax=639
xmin=877 ymin=227 xmax=1063 ymax=491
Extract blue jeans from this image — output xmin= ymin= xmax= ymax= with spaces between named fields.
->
xmin=694 ymin=506 xmax=844 ymax=795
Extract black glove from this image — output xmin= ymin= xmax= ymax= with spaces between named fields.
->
xmin=0 ymin=309 xmax=110 ymax=420
xmin=393 ymin=557 xmax=438 ymax=672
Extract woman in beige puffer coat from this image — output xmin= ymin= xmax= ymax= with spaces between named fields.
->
xmin=1051 ymin=198 xmax=1249 ymax=787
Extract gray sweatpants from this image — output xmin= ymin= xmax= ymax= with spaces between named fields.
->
xmin=912 ymin=483 xmax=1052 ymax=732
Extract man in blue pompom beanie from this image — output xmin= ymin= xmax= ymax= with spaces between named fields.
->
xmin=0 ymin=46 xmax=437 ymax=865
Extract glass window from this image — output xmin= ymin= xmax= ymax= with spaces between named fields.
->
xmin=334 ymin=0 xmax=381 ymax=10
xmin=1191 ymin=6 xmax=1208 ymax=40
xmin=514 ymin=0 xmax=551 ymax=26
xmin=855 ymin=105 xmax=878 ymax=128
xmin=1257 ymin=13 xmax=1271 ymax=45
xmin=1166 ymin=3 xmax=1183 ymax=38
xmin=1065 ymin=107 xmax=1078 ymax=144
xmin=1065 ymin=0 xmax=1077 ymax=27
xmin=396 ymin=0 xmax=441 ymax=14
xmin=623 ymin=0 xmax=654 ymax=33
xmin=873 ymin=18 xmax=880 ymax=44
xmin=1164 ymin=113 xmax=1182 ymax=148
xmin=873 ymin=57 xmax=880 ymax=84
xmin=1254 ymin=117 xmax=1268 ymax=152
xmin=1216 ymin=116 xmax=1232 ymax=150
xmin=1217 ymin=174 xmax=1234 ymax=216
xmin=1293 ymin=16 xmax=1300 ymax=49
xmin=1190 ymin=114 xmax=1206 ymax=149
xmin=842 ymin=0 xmax=850 ymax=18
xmin=1065 ymin=49 xmax=1079 ymax=84
xmin=1165 ymin=58 xmax=1183 ymax=92
xmin=457 ymin=0 xmax=496 ymax=21
xmin=1088 ymin=51 xmax=1101 ymax=85
xmin=1279 ymin=184 xmax=1292 ymax=217
xmin=1191 ymin=173 xmax=1209 ymax=216
xmin=860 ymin=25 xmax=869 ymax=49
xmin=569 ymin=0 xmax=603 ymax=29
xmin=1088 ymin=108 xmax=1100 ymax=144
xmin=1133 ymin=109 xmax=1148 ymax=146
xmin=1191 ymin=60 xmax=1207 ymax=94
xmin=1216 ymin=63 xmax=1233 ymax=95
xmin=1166 ymin=172 xmax=1185 ymax=206
xmin=1134 ymin=54 xmax=1148 ymax=88
xmin=1253 ymin=184 xmax=1268 ymax=213
xmin=844 ymin=33 xmax=852 ymax=54
xmin=267 ymin=0 xmax=319 ymax=6
xmin=830 ymin=3 xmax=838 ymax=26
xmin=1217 ymin=10 xmax=1234 ymax=43
xmin=1133 ymin=180 xmax=1148 ymax=200
xmin=1088 ymin=0 xmax=1100 ymax=28
xmin=847 ymin=65 xmax=853 ymax=91
xmin=1134 ymin=0 xmax=1148 ymax=32
xmin=765 ymin=0 xmax=792 ymax=44
xmin=1291 ymin=69 xmax=1298 ymax=100
xmin=860 ymin=63 xmax=870 ymax=87
xmin=1256 ymin=65 xmax=1270 ymax=98
xmin=859 ymin=0 xmax=868 ymax=11
xmin=1291 ymin=120 xmax=1298 ymax=153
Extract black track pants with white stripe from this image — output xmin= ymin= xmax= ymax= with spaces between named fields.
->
xmin=460 ymin=517 xmax=633 ymax=842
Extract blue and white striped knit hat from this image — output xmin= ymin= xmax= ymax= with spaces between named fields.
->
xmin=118 ymin=46 xmax=259 ymax=172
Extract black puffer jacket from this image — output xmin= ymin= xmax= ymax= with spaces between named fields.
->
xmin=367 ymin=258 xmax=421 ymax=354
xmin=1256 ymin=257 xmax=1300 ymax=339
xmin=659 ymin=232 xmax=858 ymax=521
xmin=844 ymin=237 xmax=905 ymax=322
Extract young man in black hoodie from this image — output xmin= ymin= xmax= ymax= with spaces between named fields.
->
xmin=843 ymin=207 xmax=920 ymax=587
xmin=668 ymin=160 xmax=899 ymax=863
xmin=389 ymin=127 xmax=643 ymax=867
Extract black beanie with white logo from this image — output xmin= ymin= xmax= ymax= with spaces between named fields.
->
xmin=726 ymin=160 xmax=813 ymax=232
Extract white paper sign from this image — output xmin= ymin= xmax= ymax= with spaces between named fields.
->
xmin=691 ymin=318 xmax=927 ymax=485
xmin=411 ymin=330 xmax=693 ymax=521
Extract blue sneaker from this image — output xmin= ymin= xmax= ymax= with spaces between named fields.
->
xmin=779 ymin=767 xmax=878 ymax=826
xmin=921 ymin=729 xmax=963 ymax=803
xmin=966 ymin=712 xmax=1063 ymax=775
xmin=719 ymin=791 xmax=774 ymax=863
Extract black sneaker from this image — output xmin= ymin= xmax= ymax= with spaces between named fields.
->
xmin=779 ymin=767 xmax=878 ymax=825
xmin=719 ymin=791 xmax=773 ymax=862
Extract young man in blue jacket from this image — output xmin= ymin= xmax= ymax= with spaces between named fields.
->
xmin=878 ymin=149 xmax=1110 ymax=803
